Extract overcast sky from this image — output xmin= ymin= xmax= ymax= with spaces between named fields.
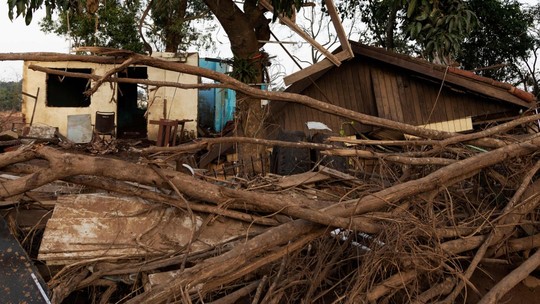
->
xmin=0 ymin=8 xmax=68 ymax=80
xmin=0 ymin=1 xmax=538 ymax=82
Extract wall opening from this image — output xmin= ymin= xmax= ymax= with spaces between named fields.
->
xmin=117 ymin=67 xmax=148 ymax=138
xmin=46 ymin=68 xmax=92 ymax=107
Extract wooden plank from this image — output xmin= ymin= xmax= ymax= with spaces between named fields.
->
xmin=39 ymin=194 xmax=264 ymax=265
xmin=284 ymin=51 xmax=351 ymax=85
xmin=318 ymin=165 xmax=361 ymax=185
xmin=363 ymin=62 xmax=378 ymax=120
xmin=442 ymin=91 xmax=458 ymax=128
xmin=344 ymin=63 xmax=363 ymax=126
xmin=371 ymin=68 xmax=392 ymax=121
xmin=324 ymin=0 xmax=354 ymax=58
xmin=417 ymin=81 xmax=432 ymax=124
xmin=276 ymin=171 xmax=331 ymax=189
xmin=397 ymin=76 xmax=414 ymax=123
xmin=199 ymin=141 xmax=234 ymax=168
xmin=386 ymin=69 xmax=404 ymax=122
xmin=350 ymin=44 xmax=531 ymax=107
xmin=408 ymin=79 xmax=424 ymax=126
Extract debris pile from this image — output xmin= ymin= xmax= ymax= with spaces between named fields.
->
xmin=1 ymin=112 xmax=540 ymax=303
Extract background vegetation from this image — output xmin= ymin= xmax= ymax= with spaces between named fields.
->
xmin=0 ymin=81 xmax=22 ymax=111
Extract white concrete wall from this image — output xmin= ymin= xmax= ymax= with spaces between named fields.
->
xmin=146 ymin=52 xmax=199 ymax=141
xmin=22 ymin=61 xmax=116 ymax=137
xmin=22 ymin=53 xmax=199 ymax=140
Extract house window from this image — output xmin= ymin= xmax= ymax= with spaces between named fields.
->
xmin=46 ymin=69 xmax=92 ymax=107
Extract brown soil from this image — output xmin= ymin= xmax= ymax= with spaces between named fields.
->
xmin=467 ymin=264 xmax=539 ymax=303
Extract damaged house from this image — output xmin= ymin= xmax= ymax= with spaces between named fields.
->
xmin=270 ymin=41 xmax=536 ymax=138
xmin=21 ymin=52 xmax=199 ymax=143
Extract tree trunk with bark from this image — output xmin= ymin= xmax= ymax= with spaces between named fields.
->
xmin=204 ymin=0 xmax=271 ymax=173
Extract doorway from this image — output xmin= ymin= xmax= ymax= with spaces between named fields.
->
xmin=117 ymin=67 xmax=148 ymax=138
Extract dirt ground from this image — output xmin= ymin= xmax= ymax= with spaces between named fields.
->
xmin=466 ymin=265 xmax=539 ymax=304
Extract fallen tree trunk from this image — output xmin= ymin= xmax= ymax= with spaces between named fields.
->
xmin=0 ymin=105 xmax=538 ymax=303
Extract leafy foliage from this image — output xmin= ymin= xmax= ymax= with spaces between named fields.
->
xmin=457 ymin=0 xmax=536 ymax=83
xmin=337 ymin=0 xmax=476 ymax=64
xmin=8 ymin=0 xmax=71 ymax=24
xmin=40 ymin=0 xmax=146 ymax=53
xmin=269 ymin=0 xmax=305 ymax=21
xmin=147 ymin=0 xmax=214 ymax=52
xmin=404 ymin=0 xmax=476 ymax=63
xmin=228 ymin=56 xmax=259 ymax=84
xmin=0 ymin=81 xmax=22 ymax=111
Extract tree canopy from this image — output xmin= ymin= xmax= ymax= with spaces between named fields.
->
xmin=457 ymin=0 xmax=537 ymax=83
xmin=337 ymin=0 xmax=477 ymax=64
xmin=40 ymin=0 xmax=147 ymax=53
xmin=6 ymin=1 xmax=540 ymax=106
xmin=335 ymin=0 xmax=539 ymax=93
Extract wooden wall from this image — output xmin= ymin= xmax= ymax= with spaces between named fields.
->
xmin=272 ymin=57 xmax=515 ymax=136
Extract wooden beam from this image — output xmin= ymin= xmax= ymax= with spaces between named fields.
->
xmin=260 ymin=0 xmax=341 ymax=66
xmin=324 ymin=0 xmax=354 ymax=58
xmin=284 ymin=50 xmax=350 ymax=85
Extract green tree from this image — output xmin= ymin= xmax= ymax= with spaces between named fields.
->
xmin=40 ymin=0 xmax=146 ymax=53
xmin=0 ymin=81 xmax=22 ymax=111
xmin=147 ymin=0 xmax=214 ymax=53
xmin=456 ymin=0 xmax=536 ymax=83
xmin=337 ymin=0 xmax=477 ymax=64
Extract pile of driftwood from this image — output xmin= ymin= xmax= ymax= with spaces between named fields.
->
xmin=1 ymin=111 xmax=540 ymax=303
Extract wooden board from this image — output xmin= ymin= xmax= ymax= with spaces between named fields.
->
xmin=284 ymin=51 xmax=351 ymax=85
xmin=276 ymin=171 xmax=331 ymax=189
xmin=39 ymin=194 xmax=264 ymax=265
xmin=351 ymin=43 xmax=530 ymax=107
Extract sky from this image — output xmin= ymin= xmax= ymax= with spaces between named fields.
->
xmin=0 ymin=8 xmax=68 ymax=80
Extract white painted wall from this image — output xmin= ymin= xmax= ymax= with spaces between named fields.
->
xmin=22 ymin=61 xmax=115 ymax=137
xmin=146 ymin=52 xmax=199 ymax=141
xmin=22 ymin=53 xmax=199 ymax=141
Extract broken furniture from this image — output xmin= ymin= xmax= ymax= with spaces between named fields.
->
xmin=149 ymin=119 xmax=193 ymax=147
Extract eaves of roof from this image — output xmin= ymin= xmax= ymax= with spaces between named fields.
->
xmin=286 ymin=41 xmax=536 ymax=108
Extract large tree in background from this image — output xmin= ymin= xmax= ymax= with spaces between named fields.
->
xmin=337 ymin=0 xmax=539 ymax=93
xmin=0 ymin=81 xmax=22 ymax=111
xmin=39 ymin=0 xmax=214 ymax=53
xmin=40 ymin=0 xmax=146 ymax=53
xmin=147 ymin=0 xmax=214 ymax=53
xmin=456 ymin=0 xmax=536 ymax=83
xmin=337 ymin=0 xmax=477 ymax=64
